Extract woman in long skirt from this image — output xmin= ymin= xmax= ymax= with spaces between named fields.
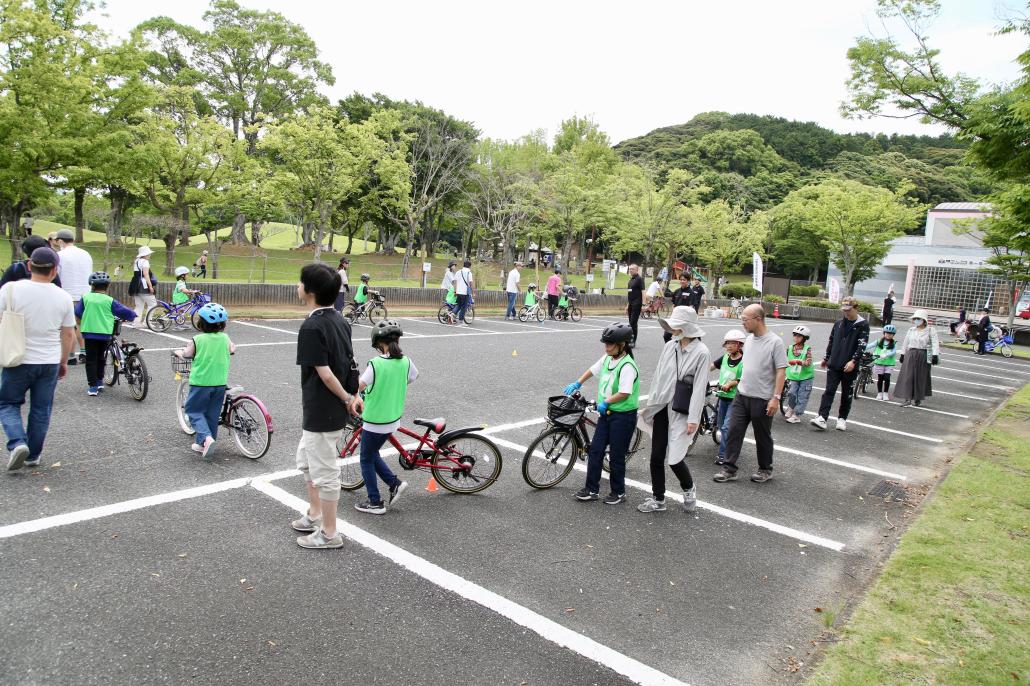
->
xmin=895 ymin=309 xmax=940 ymax=407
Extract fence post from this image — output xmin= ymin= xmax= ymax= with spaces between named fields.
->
xmin=261 ymin=255 xmax=267 ymax=284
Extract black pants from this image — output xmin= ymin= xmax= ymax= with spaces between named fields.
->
xmin=85 ymin=338 xmax=108 ymax=388
xmin=628 ymin=301 xmax=642 ymax=342
xmin=818 ymin=367 xmax=857 ymax=420
xmin=547 ymin=294 xmax=559 ymax=318
xmin=649 ymin=408 xmax=693 ymax=499
xmin=877 ymin=373 xmax=891 ymax=393
xmin=976 ymin=333 xmax=988 ymax=354
xmin=882 ymin=310 xmax=892 ymax=325
xmin=722 ymin=394 xmax=774 ymax=474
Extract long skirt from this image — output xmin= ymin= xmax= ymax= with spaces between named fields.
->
xmin=894 ymin=351 xmax=932 ymax=402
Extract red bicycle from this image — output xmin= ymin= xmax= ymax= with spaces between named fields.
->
xmin=337 ymin=416 xmax=503 ymax=494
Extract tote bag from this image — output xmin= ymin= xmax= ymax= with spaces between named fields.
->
xmin=0 ymin=283 xmax=27 ymax=367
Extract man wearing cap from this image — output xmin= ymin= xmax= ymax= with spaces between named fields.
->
xmin=128 ymin=245 xmax=158 ymax=322
xmin=54 ymin=229 xmax=92 ymax=364
xmin=0 ymin=247 xmax=76 ymax=471
xmin=810 ymin=295 xmax=870 ymax=432
xmin=505 ymin=261 xmax=522 ymax=320
xmin=1 ymin=236 xmax=62 ymax=289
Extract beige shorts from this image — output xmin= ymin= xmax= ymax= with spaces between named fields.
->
xmin=296 ymin=429 xmax=344 ymax=502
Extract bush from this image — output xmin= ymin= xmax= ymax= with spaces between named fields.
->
xmin=790 ymin=284 xmax=820 ymax=297
xmin=721 ymin=283 xmax=760 ymax=299
xmin=764 ymin=294 xmax=785 ymax=303
xmin=800 ymin=299 xmax=876 ymax=315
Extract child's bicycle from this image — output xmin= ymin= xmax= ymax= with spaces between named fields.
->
xmin=554 ymin=295 xmax=583 ymax=322
xmin=518 ymin=299 xmax=545 ymax=322
xmin=641 ymin=295 xmax=669 ymax=319
xmin=520 ymin=392 xmax=646 ymax=489
xmin=342 ymin=290 xmax=388 ymax=324
xmin=336 ymin=414 xmax=502 ymax=493
xmin=146 ymin=293 xmax=212 ymax=332
xmin=103 ymin=320 xmax=150 ymax=401
xmin=172 ymin=353 xmax=274 ymax=459
xmin=689 ymin=381 xmax=721 ymax=449
xmin=437 ymin=294 xmax=476 ymax=324
xmin=853 ymin=351 xmax=875 ymax=398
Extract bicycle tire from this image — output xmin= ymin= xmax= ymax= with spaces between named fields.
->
xmin=465 ymin=305 xmax=475 ymax=324
xmin=534 ymin=306 xmax=544 ymax=322
xmin=126 ymin=355 xmax=149 ymax=401
xmin=570 ymin=307 xmax=582 ymax=322
xmin=518 ymin=306 xmax=529 ymax=322
xmin=176 ymin=379 xmax=195 ymax=435
xmin=709 ymin=402 xmax=722 ymax=445
xmin=342 ymin=304 xmax=358 ymax=323
xmin=432 ymin=434 xmax=502 ymax=494
xmin=103 ymin=346 xmax=118 ymax=386
xmin=437 ymin=305 xmax=452 ymax=325
xmin=368 ymin=304 xmax=388 ymax=324
xmin=779 ymin=394 xmax=788 ymax=417
xmin=146 ymin=305 xmax=172 ymax=333
xmin=191 ymin=307 xmax=202 ymax=331
xmin=336 ymin=420 xmax=365 ymax=490
xmin=601 ymin=427 xmax=644 ymax=472
xmin=521 ymin=426 xmax=580 ymax=489
xmin=1001 ymin=344 xmax=1013 ymax=359
xmin=228 ymin=396 xmax=271 ymax=459
xmin=641 ymin=308 xmax=653 ymax=320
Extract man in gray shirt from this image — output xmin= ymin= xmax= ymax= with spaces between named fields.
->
xmin=714 ymin=304 xmax=787 ymax=484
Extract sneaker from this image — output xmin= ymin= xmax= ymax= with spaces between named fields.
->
xmin=574 ymin=488 xmax=598 ymax=502
xmin=190 ymin=443 xmax=204 ymax=453
xmin=296 ymin=529 xmax=344 ymax=549
xmin=636 ymin=497 xmax=667 ymax=513
xmin=354 ymin=500 xmax=386 ymax=515
xmin=66 ymin=357 xmax=79 ymax=366
xmin=785 ymin=414 xmax=801 ymax=424
xmin=604 ymin=493 xmax=626 ymax=505
xmin=78 ymin=352 xmax=87 ymax=363
xmin=713 ymin=469 xmax=738 ymax=482
xmin=682 ymin=485 xmax=697 ymax=512
xmin=715 ymin=458 xmax=726 ymax=465
xmin=201 ymin=436 xmax=215 ymax=459
xmin=388 ymin=480 xmax=408 ymax=507
xmin=751 ymin=469 xmax=773 ymax=483
xmin=783 ymin=407 xmax=794 ymax=419
xmin=87 ymin=386 xmax=99 ymax=396
xmin=914 ymin=400 xmax=922 ymax=407
xmin=24 ymin=457 xmax=40 ymax=468
xmin=900 ymin=400 xmax=912 ymax=407
xmin=835 ymin=419 xmax=847 ymax=431
xmin=291 ymin=513 xmax=321 ymax=533
xmin=96 ymin=385 xmax=104 ymax=393
xmin=7 ymin=444 xmax=29 ymax=471
xmin=809 ymin=416 xmax=827 ymax=430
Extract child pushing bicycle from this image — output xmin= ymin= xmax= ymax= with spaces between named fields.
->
xmin=172 ymin=266 xmax=201 ymax=330
xmin=76 ymin=271 xmax=136 ymax=396
xmin=175 ymin=303 xmax=235 ymax=459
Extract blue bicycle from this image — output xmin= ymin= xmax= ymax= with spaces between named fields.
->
xmin=437 ymin=294 xmax=475 ymax=324
xmin=146 ymin=293 xmax=212 ymax=332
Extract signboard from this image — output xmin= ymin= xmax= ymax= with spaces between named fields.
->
xmin=752 ymin=252 xmax=764 ymax=293
xmin=601 ymin=259 xmax=616 ymax=272
xmin=828 ymin=277 xmax=841 ymax=304
xmin=422 ymin=262 xmax=432 ymax=273
xmin=585 ymin=274 xmax=594 ymax=283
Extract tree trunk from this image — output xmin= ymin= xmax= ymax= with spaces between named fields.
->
xmin=328 ymin=228 xmax=335 ymax=252
xmin=301 ymin=221 xmax=314 ymax=246
xmin=249 ymin=220 xmax=262 ymax=246
xmin=107 ymin=186 xmax=126 ymax=245
xmin=74 ymin=186 xmax=86 ymax=243
xmin=400 ymin=217 xmax=418 ymax=279
xmin=164 ymin=227 xmax=177 ymax=276
xmin=314 ymin=206 xmax=329 ymax=261
xmin=228 ymin=212 xmax=248 ymax=244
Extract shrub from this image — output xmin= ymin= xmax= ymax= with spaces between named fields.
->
xmin=800 ymin=299 xmax=876 ymax=315
xmin=764 ymin=294 xmax=785 ymax=303
xmin=720 ymin=283 xmax=760 ymax=299
xmin=789 ymin=284 xmax=820 ymax=297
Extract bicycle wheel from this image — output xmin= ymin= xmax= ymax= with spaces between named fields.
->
xmin=437 ymin=305 xmax=451 ymax=325
xmin=518 ymin=306 xmax=529 ymax=322
xmin=709 ymin=402 xmax=722 ymax=445
xmin=1001 ymin=344 xmax=1013 ymax=359
xmin=342 ymin=304 xmax=358 ymax=323
xmin=336 ymin=420 xmax=365 ymax=490
xmin=779 ymin=394 xmax=788 ymax=416
xmin=368 ymin=304 xmax=388 ymax=324
xmin=191 ymin=307 xmax=202 ymax=331
xmin=228 ymin=396 xmax=271 ymax=459
xmin=126 ymin=356 xmax=149 ymax=401
xmin=534 ymin=306 xmax=544 ymax=322
xmin=859 ymin=371 xmax=871 ymax=396
xmin=146 ymin=305 xmax=172 ymax=333
xmin=103 ymin=346 xmax=118 ymax=386
xmin=177 ymin=379 xmax=195 ymax=435
xmin=602 ymin=427 xmax=644 ymax=472
xmin=570 ymin=307 xmax=582 ymax=322
xmin=465 ymin=305 xmax=475 ymax=324
xmin=641 ymin=308 xmax=653 ymax=320
xmin=432 ymin=434 xmax=503 ymax=494
xmin=522 ymin=427 xmax=580 ymax=489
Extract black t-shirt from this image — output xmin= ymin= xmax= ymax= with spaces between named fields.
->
xmin=0 ymin=261 xmax=62 ymax=289
xmin=627 ymin=274 xmax=644 ymax=304
xmin=689 ymin=285 xmax=705 ymax=308
xmin=712 ymin=354 xmax=742 ymax=369
xmin=297 ymin=307 xmax=355 ymax=432
xmin=671 ymin=287 xmax=691 ymax=307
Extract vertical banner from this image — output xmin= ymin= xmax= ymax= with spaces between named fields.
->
xmin=828 ymin=277 xmax=841 ymax=304
xmin=752 ymin=252 xmax=763 ymax=294
xmin=984 ymin=290 xmax=993 ymax=310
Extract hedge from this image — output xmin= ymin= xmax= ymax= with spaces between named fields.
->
xmin=720 ymin=283 xmax=760 ymax=298
xmin=789 ymin=284 xmax=821 ymax=297
xmin=799 ymin=298 xmax=876 ymax=315
xmin=764 ymin=294 xmax=785 ymax=303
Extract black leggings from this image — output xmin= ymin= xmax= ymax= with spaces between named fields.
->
xmin=877 ymin=373 xmax=892 ymax=393
xmin=85 ymin=338 xmax=108 ymax=387
xmin=649 ymin=408 xmax=694 ymax=500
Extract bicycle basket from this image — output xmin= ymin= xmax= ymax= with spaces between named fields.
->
xmin=547 ymin=395 xmax=586 ymax=427
xmin=170 ymin=351 xmax=192 ymax=374
xmin=860 ymin=351 xmax=874 ymax=366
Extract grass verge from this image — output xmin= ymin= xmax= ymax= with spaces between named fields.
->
xmin=807 ymin=385 xmax=1030 ymax=685
xmin=941 ymin=341 xmax=1030 ymax=360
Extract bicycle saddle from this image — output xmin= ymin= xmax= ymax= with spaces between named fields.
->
xmin=226 ymin=386 xmax=244 ymax=395
xmin=413 ymin=417 xmax=446 ymax=434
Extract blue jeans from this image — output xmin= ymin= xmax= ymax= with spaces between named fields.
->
xmin=786 ymin=378 xmax=813 ymax=416
xmin=360 ymin=430 xmax=400 ymax=505
xmin=185 ymin=385 xmax=225 ymax=444
xmin=584 ymin=410 xmax=637 ymax=496
xmin=716 ymin=396 xmax=734 ymax=459
xmin=456 ymin=293 xmax=470 ymax=322
xmin=505 ymin=292 xmax=517 ymax=318
xmin=0 ymin=364 xmax=60 ymax=460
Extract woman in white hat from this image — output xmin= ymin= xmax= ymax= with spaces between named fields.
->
xmin=894 ymin=309 xmax=940 ymax=407
xmin=636 ymin=306 xmax=711 ymax=513
xmin=128 ymin=245 xmax=158 ymax=322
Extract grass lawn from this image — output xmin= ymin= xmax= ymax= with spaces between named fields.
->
xmin=941 ymin=341 xmax=1030 ymax=361
xmin=807 ymin=385 xmax=1030 ymax=685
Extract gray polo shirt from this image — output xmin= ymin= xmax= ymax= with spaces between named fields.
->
xmin=737 ymin=331 xmax=788 ymax=400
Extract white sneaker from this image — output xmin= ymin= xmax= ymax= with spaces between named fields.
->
xmin=682 ymin=486 xmax=697 ymax=512
xmin=784 ymin=407 xmax=794 ymax=419
xmin=835 ymin=419 xmax=847 ymax=431
xmin=785 ymin=415 xmax=801 ymax=424
xmin=809 ymin=416 xmax=827 ymax=430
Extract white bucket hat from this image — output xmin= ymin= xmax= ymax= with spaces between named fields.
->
xmin=137 ymin=245 xmax=153 ymax=257
xmin=658 ymin=306 xmax=705 ymax=338
xmin=911 ymin=309 xmax=929 ymax=322
xmin=723 ymin=329 xmax=746 ymax=343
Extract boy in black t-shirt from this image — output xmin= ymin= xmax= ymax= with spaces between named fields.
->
xmin=292 ymin=263 xmax=357 ymax=550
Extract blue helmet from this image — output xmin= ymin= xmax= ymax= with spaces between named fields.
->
xmin=883 ymin=324 xmax=897 ymax=334
xmin=197 ymin=302 xmax=228 ymax=324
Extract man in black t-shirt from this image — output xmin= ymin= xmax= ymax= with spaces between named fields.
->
xmin=663 ymin=273 xmax=694 ymax=342
xmin=688 ymin=279 xmax=706 ymax=311
xmin=626 ymin=264 xmax=643 ymax=343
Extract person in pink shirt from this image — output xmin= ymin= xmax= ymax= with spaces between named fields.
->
xmin=546 ymin=268 xmax=563 ymax=319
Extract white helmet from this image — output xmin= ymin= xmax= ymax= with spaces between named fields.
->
xmin=723 ymin=330 xmax=746 ymax=344
xmin=792 ymin=325 xmax=811 ymax=338
xmin=174 ymin=266 xmax=190 ymax=277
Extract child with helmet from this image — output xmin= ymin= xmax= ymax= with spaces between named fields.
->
xmin=75 ymin=271 xmax=137 ymax=396
xmin=710 ymin=329 xmax=746 ymax=460
xmin=783 ymin=325 xmax=814 ymax=423
xmin=172 ymin=266 xmax=201 ymax=330
xmin=524 ymin=283 xmax=538 ymax=308
xmin=353 ymin=273 xmax=371 ymax=314
xmin=176 ymin=302 xmax=235 ymax=458
xmin=870 ymin=325 xmax=898 ymax=401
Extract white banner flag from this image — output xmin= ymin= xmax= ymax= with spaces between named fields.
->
xmin=828 ymin=277 xmax=841 ymax=304
xmin=752 ymin=252 xmax=763 ymax=293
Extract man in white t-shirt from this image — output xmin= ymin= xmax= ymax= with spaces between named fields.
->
xmin=55 ymin=229 xmax=92 ymax=363
xmin=645 ymin=278 xmax=664 ymax=305
xmin=504 ymin=261 xmax=522 ymax=320
xmin=453 ymin=260 xmax=474 ymax=325
xmin=0 ymin=247 xmax=76 ymax=471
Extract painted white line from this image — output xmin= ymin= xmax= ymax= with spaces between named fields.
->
xmin=251 ymin=480 xmax=690 ymax=686
xmin=479 ymin=396 xmax=651 ymax=437
xmin=801 ymin=411 xmax=942 ymax=442
xmin=126 ymin=326 xmax=190 ymax=343
xmin=813 ymin=366 xmax=1012 ymax=391
xmin=141 ymin=341 xmax=298 ymax=353
xmin=234 ymin=320 xmax=298 ymax=336
xmin=938 ymin=352 xmax=1030 ymax=371
xmin=937 ymin=366 xmax=1021 ymax=381
xmin=743 ymin=438 xmax=908 ymax=480
xmin=488 ymin=435 xmax=845 ymax=551
xmin=811 ymin=386 xmax=970 ymax=419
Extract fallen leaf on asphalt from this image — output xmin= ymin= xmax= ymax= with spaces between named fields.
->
xmin=240 ymin=578 xmax=247 ymax=583
xmin=111 ymin=533 xmax=119 ymax=539
xmin=177 ymin=554 xmax=187 ymax=558
xmin=42 ymin=486 xmax=50 ymax=493
xmin=243 ymin=586 xmax=254 ymax=591
xmin=267 ymin=641 xmax=276 ymax=647
xmin=798 ymin=544 xmax=808 ymax=548
xmin=814 ymin=607 xmax=823 ymax=613
xmin=669 ymin=581 xmax=675 ymax=586
xmin=51 ymin=462 xmax=61 ymax=468
xmin=564 ymin=608 xmax=575 ymax=613
xmin=150 ymin=573 xmax=160 ymax=577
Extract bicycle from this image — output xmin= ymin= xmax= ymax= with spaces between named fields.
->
xmin=173 ymin=353 xmax=274 ymax=459
xmin=145 ymin=293 xmax=212 ymax=333
xmin=342 ymin=290 xmax=388 ymax=325
xmin=336 ymin=414 xmax=502 ymax=494
xmin=102 ymin=320 xmax=150 ymax=401
xmin=437 ymin=295 xmax=476 ymax=325
xmin=520 ymin=393 xmax=645 ymax=489
xmin=852 ymin=351 xmax=875 ymax=399
xmin=640 ymin=295 xmax=668 ymax=320
xmin=554 ymin=296 xmax=583 ymax=322
xmin=518 ymin=300 xmax=545 ymax=322
xmin=689 ymin=381 xmax=722 ymax=449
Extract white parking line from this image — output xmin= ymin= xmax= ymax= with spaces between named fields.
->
xmin=234 ymin=320 xmax=298 ymax=336
xmin=938 ymin=352 xmax=1030 ymax=371
xmin=744 ymin=439 xmax=908 ymax=480
xmin=801 ymin=411 xmax=942 ymax=442
xmin=813 ymin=366 xmax=1012 ymax=391
xmin=936 ymin=366 xmax=1020 ymax=381
xmin=810 ymin=386 xmax=970 ymax=418
xmin=251 ymin=480 xmax=690 ymax=686
xmin=126 ymin=326 xmax=190 ymax=343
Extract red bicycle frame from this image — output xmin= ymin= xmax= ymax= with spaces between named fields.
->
xmin=339 ymin=423 xmax=466 ymax=471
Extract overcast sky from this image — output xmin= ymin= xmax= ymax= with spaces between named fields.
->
xmin=91 ymin=0 xmax=1025 ymax=144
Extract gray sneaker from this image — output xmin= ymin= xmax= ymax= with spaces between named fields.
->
xmin=291 ymin=513 xmax=321 ymax=533
xmin=712 ymin=468 xmax=738 ymax=483
xmin=636 ymin=497 xmax=667 ymax=513
xmin=7 ymin=444 xmax=29 ymax=472
xmin=751 ymin=469 xmax=773 ymax=483
xmin=388 ymin=480 xmax=408 ymax=507
xmin=682 ymin=485 xmax=697 ymax=511
xmin=296 ymin=529 xmax=344 ymax=549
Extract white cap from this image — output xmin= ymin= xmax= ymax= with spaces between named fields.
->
xmin=174 ymin=266 xmax=190 ymax=277
xmin=723 ymin=329 xmax=746 ymax=343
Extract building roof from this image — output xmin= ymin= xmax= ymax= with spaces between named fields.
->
xmin=931 ymin=202 xmax=992 ymax=212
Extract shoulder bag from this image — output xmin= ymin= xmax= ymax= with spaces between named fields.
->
xmin=0 ymin=283 xmax=27 ymax=367
xmin=672 ymin=346 xmax=693 ymax=414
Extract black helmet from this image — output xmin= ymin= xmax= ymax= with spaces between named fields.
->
xmin=600 ymin=323 xmax=634 ymax=345
xmin=371 ymin=319 xmax=403 ymax=346
xmin=21 ymin=235 xmax=47 ymax=255
xmin=360 ymin=273 xmax=370 ymax=282
xmin=88 ymin=271 xmax=111 ymax=286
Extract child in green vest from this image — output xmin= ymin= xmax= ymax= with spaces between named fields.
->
xmin=75 ymin=272 xmax=137 ymax=396
xmin=349 ymin=320 xmax=418 ymax=515
xmin=870 ymin=324 xmax=898 ymax=401
xmin=524 ymin=283 xmax=538 ymax=307
xmin=353 ymin=273 xmax=370 ymax=313
xmin=177 ymin=302 xmax=235 ymax=458
xmin=783 ymin=325 xmax=814 ymax=424
xmin=562 ymin=323 xmax=639 ymax=505
xmin=709 ymin=329 xmax=745 ymax=462
xmin=172 ymin=266 xmax=200 ymax=330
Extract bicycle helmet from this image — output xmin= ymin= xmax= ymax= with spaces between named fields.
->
xmin=371 ymin=319 xmax=403 ymax=346
xmin=174 ymin=266 xmax=190 ymax=277
xmin=21 ymin=235 xmax=47 ymax=256
xmin=527 ymin=283 xmax=537 ymax=289
xmin=883 ymin=324 xmax=897 ymax=334
xmin=360 ymin=273 xmax=370 ymax=282
xmin=723 ymin=329 xmax=746 ymax=343
xmin=600 ymin=323 xmax=634 ymax=345
xmin=792 ymin=325 xmax=811 ymax=338
xmin=197 ymin=302 xmax=228 ymax=324
xmin=88 ymin=271 xmax=111 ymax=286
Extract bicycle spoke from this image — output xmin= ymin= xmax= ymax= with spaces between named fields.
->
xmin=432 ymin=435 xmax=502 ymax=494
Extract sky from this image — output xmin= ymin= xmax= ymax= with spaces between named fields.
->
xmin=90 ymin=0 xmax=1026 ymax=144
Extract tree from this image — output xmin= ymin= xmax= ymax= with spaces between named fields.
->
xmin=771 ymin=179 xmax=925 ymax=295
xmin=684 ymin=200 xmax=767 ymax=289
xmin=606 ymin=166 xmax=694 ymax=275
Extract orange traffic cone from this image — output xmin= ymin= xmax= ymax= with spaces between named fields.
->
xmin=773 ymin=303 xmax=780 ymax=318
xmin=426 ymin=477 xmax=439 ymax=493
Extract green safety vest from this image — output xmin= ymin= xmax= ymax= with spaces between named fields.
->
xmin=445 ymin=286 xmax=457 ymax=305
xmin=80 ymin=292 xmax=115 ymax=336
xmin=190 ymin=332 xmax=231 ymax=387
xmin=172 ymin=281 xmax=190 ymax=305
xmin=363 ymin=356 xmax=410 ymax=425
xmin=717 ymin=355 xmax=743 ymax=399
xmin=597 ymin=355 xmax=640 ymax=412
xmin=558 ymin=295 xmax=568 ymax=308
xmin=873 ymin=341 xmax=897 ymax=367
xmin=355 ymin=284 xmax=368 ymax=304
xmin=786 ymin=343 xmax=814 ymax=382
xmin=525 ymin=291 xmax=537 ymax=306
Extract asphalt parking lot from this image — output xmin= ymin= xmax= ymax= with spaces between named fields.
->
xmin=2 ymin=311 xmax=1026 ymax=686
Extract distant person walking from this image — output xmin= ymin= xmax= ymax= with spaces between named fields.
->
xmin=626 ymin=264 xmax=643 ymax=342
xmin=881 ymin=290 xmax=895 ymax=325
xmin=894 ymin=309 xmax=939 ymax=407
xmin=975 ymin=307 xmax=991 ymax=355
xmin=334 ymin=257 xmax=350 ymax=312
xmin=809 ymin=296 xmax=870 ymax=432
xmin=128 ymin=245 xmax=158 ymax=323
xmin=687 ymin=278 xmax=706 ymax=311
xmin=505 ymin=262 xmax=522 ymax=320
xmin=454 ymin=260 xmax=474 ymax=325
xmin=663 ymin=273 xmax=693 ymax=343
xmin=195 ymin=250 xmax=208 ymax=278
xmin=546 ymin=268 xmax=562 ymax=319
xmin=55 ymin=228 xmax=92 ymax=364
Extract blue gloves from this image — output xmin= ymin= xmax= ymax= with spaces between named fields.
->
xmin=563 ymin=381 xmax=582 ymax=395
xmin=597 ymin=400 xmax=609 ymax=415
